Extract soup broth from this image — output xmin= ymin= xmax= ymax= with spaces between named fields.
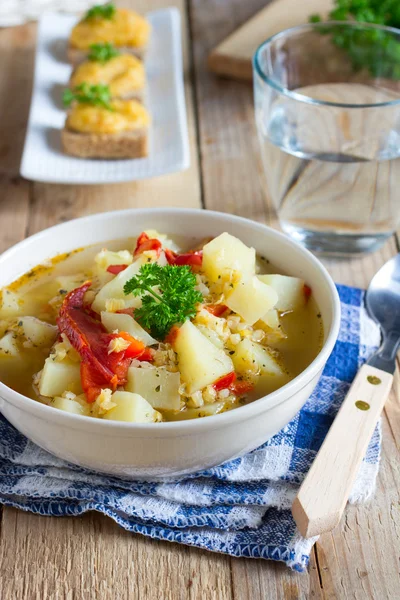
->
xmin=0 ymin=233 xmax=323 ymax=422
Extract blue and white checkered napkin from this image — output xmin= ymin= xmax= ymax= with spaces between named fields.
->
xmin=0 ymin=285 xmax=381 ymax=572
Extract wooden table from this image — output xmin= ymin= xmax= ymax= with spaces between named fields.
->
xmin=0 ymin=1 xmax=399 ymax=598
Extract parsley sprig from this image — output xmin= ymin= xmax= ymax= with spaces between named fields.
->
xmin=311 ymin=0 xmax=400 ymax=28
xmin=123 ymin=263 xmax=203 ymax=340
xmin=310 ymin=0 xmax=400 ymax=78
xmin=88 ymin=42 xmax=120 ymax=63
xmin=63 ymin=83 xmax=114 ymax=111
xmin=84 ymin=2 xmax=116 ymax=21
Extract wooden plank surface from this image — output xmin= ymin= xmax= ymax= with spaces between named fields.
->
xmin=0 ymin=24 xmax=36 ymax=176
xmin=190 ymin=1 xmax=400 ymax=599
xmin=0 ymin=0 xmax=399 ymax=598
xmin=207 ymin=0 xmax=331 ymax=81
xmin=0 ymin=1 xmax=205 ymax=599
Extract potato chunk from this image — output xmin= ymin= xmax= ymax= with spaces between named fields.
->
xmin=95 ymin=249 xmax=133 ymax=270
xmin=52 ymin=396 xmax=89 ymax=416
xmin=103 ymin=391 xmax=160 ymax=423
xmin=194 ymin=308 xmax=228 ymax=341
xmin=39 ymin=359 xmax=82 ymax=397
xmin=143 ymin=230 xmax=181 ymax=253
xmin=225 ymin=277 xmax=278 ymax=325
xmin=127 ymin=366 xmax=181 ymax=410
xmin=0 ymin=289 xmax=23 ymax=318
xmin=92 ymin=256 xmax=148 ymax=314
xmin=196 ymin=325 xmax=224 ymax=349
xmin=232 ymin=338 xmax=285 ymax=377
xmin=259 ymin=309 xmax=280 ymax=330
xmin=101 ymin=311 xmax=156 ymax=346
xmin=173 ymin=320 xmax=233 ymax=394
xmin=55 ymin=275 xmax=86 ymax=294
xmin=257 ymin=275 xmax=306 ymax=312
xmin=94 ymin=250 xmax=133 ymax=286
xmin=19 ymin=317 xmax=58 ymax=347
xmin=0 ymin=332 xmax=19 ymax=357
xmin=202 ymin=233 xmax=256 ymax=283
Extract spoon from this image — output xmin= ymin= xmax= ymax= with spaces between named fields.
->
xmin=292 ymin=255 xmax=399 ymax=538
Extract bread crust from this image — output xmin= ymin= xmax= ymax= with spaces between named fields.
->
xmin=67 ymin=44 xmax=146 ymax=66
xmin=61 ymin=127 xmax=148 ymax=159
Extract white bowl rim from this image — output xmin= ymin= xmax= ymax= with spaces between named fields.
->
xmin=0 ymin=207 xmax=341 ymax=434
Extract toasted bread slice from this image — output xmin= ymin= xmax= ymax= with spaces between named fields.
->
xmin=61 ymin=127 xmax=148 ymax=159
xmin=67 ymin=44 xmax=147 ymax=66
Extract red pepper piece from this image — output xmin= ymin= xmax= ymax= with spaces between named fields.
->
xmin=213 ymin=372 xmax=254 ymax=395
xmin=205 ymin=304 xmax=228 ymax=317
xmin=213 ymin=372 xmax=236 ymax=391
xmin=57 ymin=283 xmax=126 ymax=382
xmin=134 ymin=232 xmax=162 ymax=257
xmin=116 ymin=307 xmax=136 ymax=317
xmin=109 ymin=329 xmax=153 ymax=361
xmin=139 ymin=348 xmax=154 ymax=362
xmin=57 ymin=283 xmax=150 ymax=402
xmin=107 ymin=264 xmax=129 ymax=275
xmin=80 ymin=362 xmax=118 ymax=404
xmin=229 ymin=380 xmax=254 ymax=395
xmin=165 ymin=324 xmax=180 ymax=346
xmin=304 ymin=284 xmax=312 ymax=301
xmin=165 ymin=248 xmax=203 ymax=267
xmin=116 ymin=331 xmax=149 ymax=359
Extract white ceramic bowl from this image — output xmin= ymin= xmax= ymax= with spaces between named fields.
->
xmin=0 ymin=209 xmax=340 ymax=479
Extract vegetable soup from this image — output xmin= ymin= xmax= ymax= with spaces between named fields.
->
xmin=0 ymin=231 xmax=323 ymax=422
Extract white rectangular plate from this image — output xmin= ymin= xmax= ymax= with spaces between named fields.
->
xmin=20 ymin=8 xmax=190 ymax=184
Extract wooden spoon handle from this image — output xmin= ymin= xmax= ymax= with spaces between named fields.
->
xmin=292 ymin=364 xmax=393 ymax=538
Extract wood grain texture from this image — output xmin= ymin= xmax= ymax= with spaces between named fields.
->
xmin=190 ymin=0 xmax=320 ymax=597
xmin=386 ymin=358 xmax=400 ymax=447
xmin=0 ymin=2 xmax=207 ymax=600
xmin=208 ymin=0 xmax=331 ymax=81
xmin=190 ymin=0 xmax=400 ymax=597
xmin=0 ymin=24 xmax=36 ymax=176
xmin=190 ymin=0 xmax=268 ymax=220
xmin=0 ymin=0 xmax=399 ymax=598
xmin=315 ymin=244 xmax=400 ymax=599
xmin=293 ymin=365 xmax=394 ymax=538
xmin=0 ymin=176 xmax=31 ymax=252
xmin=0 ymin=509 xmax=196 ymax=600
xmin=314 ymin=403 xmax=400 ymax=600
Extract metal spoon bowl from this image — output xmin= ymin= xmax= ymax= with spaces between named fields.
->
xmin=366 ymin=253 xmax=400 ymax=373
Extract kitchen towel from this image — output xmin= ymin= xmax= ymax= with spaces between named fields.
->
xmin=0 ymin=284 xmax=381 ymax=571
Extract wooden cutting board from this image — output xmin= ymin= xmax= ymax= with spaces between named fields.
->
xmin=208 ymin=0 xmax=332 ymax=81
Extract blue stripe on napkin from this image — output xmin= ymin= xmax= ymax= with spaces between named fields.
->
xmin=0 ymin=285 xmax=381 ymax=571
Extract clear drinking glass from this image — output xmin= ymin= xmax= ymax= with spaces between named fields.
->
xmin=253 ymin=22 xmax=400 ymax=255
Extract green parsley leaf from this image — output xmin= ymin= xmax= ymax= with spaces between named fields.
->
xmin=84 ymin=2 xmax=116 ymax=21
xmin=312 ymin=0 xmax=400 ymax=29
xmin=88 ymin=42 xmax=120 ymax=63
xmin=123 ymin=263 xmax=203 ymax=340
xmin=62 ymin=88 xmax=75 ymax=107
xmin=63 ymin=83 xmax=114 ymax=111
xmin=310 ymin=0 xmax=400 ymax=79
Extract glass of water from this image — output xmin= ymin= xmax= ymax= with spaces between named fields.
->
xmin=253 ymin=22 xmax=400 ymax=255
